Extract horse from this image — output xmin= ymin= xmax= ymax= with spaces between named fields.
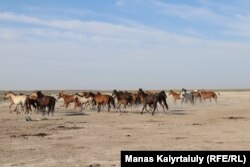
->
xmin=180 ymin=88 xmax=194 ymax=105
xmin=154 ymin=91 xmax=169 ymax=111
xmin=112 ymin=90 xmax=132 ymax=111
xmin=73 ymin=93 xmax=94 ymax=111
xmin=30 ymin=91 xmax=56 ymax=116
xmin=5 ymin=92 xmax=28 ymax=114
xmin=58 ymin=91 xmax=75 ymax=109
xmin=130 ymin=93 xmax=141 ymax=105
xmin=86 ymin=92 xmax=115 ymax=112
xmin=192 ymin=90 xmax=202 ymax=103
xmin=198 ymin=90 xmax=217 ymax=102
xmin=169 ymin=90 xmax=181 ymax=104
xmin=26 ymin=95 xmax=38 ymax=113
xmin=72 ymin=97 xmax=82 ymax=112
xmin=137 ymin=88 xmax=164 ymax=115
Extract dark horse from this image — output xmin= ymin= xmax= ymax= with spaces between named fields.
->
xmin=112 ymin=90 xmax=132 ymax=111
xmin=31 ymin=91 xmax=56 ymax=116
xmin=155 ymin=91 xmax=169 ymax=111
xmin=137 ymin=88 xmax=168 ymax=115
xmin=26 ymin=96 xmax=38 ymax=113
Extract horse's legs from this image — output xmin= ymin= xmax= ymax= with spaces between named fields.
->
xmin=152 ymin=103 xmax=157 ymax=116
xmin=97 ymin=104 xmax=101 ymax=112
xmin=145 ymin=105 xmax=149 ymax=112
xmin=113 ymin=101 xmax=116 ymax=110
xmin=159 ymin=101 xmax=165 ymax=111
xmin=42 ymin=106 xmax=45 ymax=116
xmin=9 ymin=103 xmax=14 ymax=113
xmin=80 ymin=103 xmax=84 ymax=112
xmin=24 ymin=104 xmax=29 ymax=114
xmin=108 ymin=103 xmax=111 ymax=112
xmin=141 ymin=104 xmax=146 ymax=115
xmin=117 ymin=103 xmax=121 ymax=111
xmin=181 ymin=99 xmax=184 ymax=106
xmin=163 ymin=99 xmax=169 ymax=111
xmin=21 ymin=104 xmax=24 ymax=112
xmin=47 ymin=107 xmax=50 ymax=116
xmin=191 ymin=96 xmax=195 ymax=106
xmin=14 ymin=105 xmax=18 ymax=114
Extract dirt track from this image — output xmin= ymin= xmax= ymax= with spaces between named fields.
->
xmin=0 ymin=91 xmax=249 ymax=167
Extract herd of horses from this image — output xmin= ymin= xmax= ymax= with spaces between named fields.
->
xmin=3 ymin=88 xmax=218 ymax=116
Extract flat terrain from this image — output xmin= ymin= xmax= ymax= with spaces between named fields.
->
xmin=0 ymin=91 xmax=250 ymax=167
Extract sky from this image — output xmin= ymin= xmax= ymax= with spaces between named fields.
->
xmin=0 ymin=0 xmax=250 ymax=90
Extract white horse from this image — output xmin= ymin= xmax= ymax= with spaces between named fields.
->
xmin=73 ymin=93 xmax=94 ymax=111
xmin=5 ymin=92 xmax=28 ymax=114
xmin=180 ymin=88 xmax=194 ymax=105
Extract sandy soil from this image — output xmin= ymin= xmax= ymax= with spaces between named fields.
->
xmin=0 ymin=91 xmax=249 ymax=167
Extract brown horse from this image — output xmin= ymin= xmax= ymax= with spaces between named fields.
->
xmin=112 ymin=90 xmax=132 ymax=111
xmin=137 ymin=88 xmax=164 ymax=115
xmin=198 ymin=90 xmax=217 ymax=102
xmin=192 ymin=91 xmax=202 ymax=103
xmin=86 ymin=92 xmax=115 ymax=112
xmin=26 ymin=95 xmax=38 ymax=113
xmin=130 ymin=93 xmax=141 ymax=105
xmin=168 ymin=90 xmax=181 ymax=104
xmin=124 ymin=91 xmax=141 ymax=105
xmin=58 ymin=91 xmax=75 ymax=109
xmin=30 ymin=91 xmax=56 ymax=116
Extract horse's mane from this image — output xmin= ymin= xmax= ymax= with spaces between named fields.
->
xmin=36 ymin=91 xmax=45 ymax=97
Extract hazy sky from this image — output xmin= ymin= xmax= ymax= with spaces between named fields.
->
xmin=0 ymin=0 xmax=250 ymax=90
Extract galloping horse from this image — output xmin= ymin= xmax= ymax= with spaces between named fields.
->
xmin=26 ymin=95 xmax=38 ymax=113
xmin=137 ymin=88 xmax=165 ymax=115
xmin=123 ymin=91 xmax=141 ymax=106
xmin=86 ymin=92 xmax=115 ymax=112
xmin=73 ymin=93 xmax=94 ymax=111
xmin=155 ymin=91 xmax=169 ymax=111
xmin=192 ymin=90 xmax=202 ymax=103
xmin=112 ymin=90 xmax=132 ymax=111
xmin=5 ymin=92 xmax=28 ymax=114
xmin=168 ymin=90 xmax=181 ymax=104
xmin=31 ymin=91 xmax=56 ymax=116
xmin=180 ymin=88 xmax=194 ymax=105
xmin=198 ymin=90 xmax=217 ymax=102
xmin=58 ymin=91 xmax=75 ymax=109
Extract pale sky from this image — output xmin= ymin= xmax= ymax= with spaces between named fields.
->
xmin=0 ymin=0 xmax=250 ymax=90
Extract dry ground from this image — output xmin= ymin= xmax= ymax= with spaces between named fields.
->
xmin=0 ymin=91 xmax=249 ymax=167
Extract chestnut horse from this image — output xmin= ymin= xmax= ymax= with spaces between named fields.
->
xmin=86 ymin=92 xmax=115 ymax=112
xmin=168 ymin=90 xmax=181 ymax=104
xmin=198 ymin=90 xmax=217 ymax=102
xmin=58 ymin=91 xmax=75 ymax=109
